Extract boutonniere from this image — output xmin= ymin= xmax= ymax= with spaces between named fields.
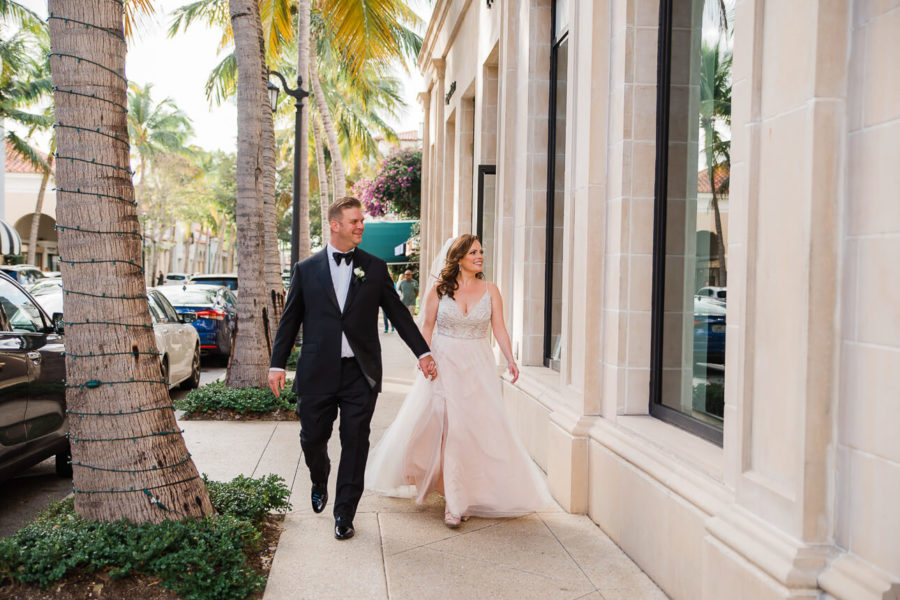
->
xmin=353 ymin=267 xmax=366 ymax=282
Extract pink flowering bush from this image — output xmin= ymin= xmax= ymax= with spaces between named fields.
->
xmin=354 ymin=148 xmax=421 ymax=219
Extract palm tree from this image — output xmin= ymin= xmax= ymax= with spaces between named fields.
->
xmin=127 ymin=82 xmax=194 ymax=200
xmin=1 ymin=29 xmax=52 ymax=171
xmin=47 ymin=0 xmax=212 ymax=522
xmin=226 ymin=0 xmax=271 ymax=387
xmin=699 ymin=42 xmax=732 ymax=286
xmin=127 ymin=82 xmax=194 ymax=281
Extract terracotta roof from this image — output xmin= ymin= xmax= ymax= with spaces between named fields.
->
xmin=5 ymin=140 xmax=53 ymax=174
xmin=396 ymin=130 xmax=420 ymax=141
xmin=375 ymin=130 xmax=421 ymax=143
xmin=697 ymin=163 xmax=729 ymax=194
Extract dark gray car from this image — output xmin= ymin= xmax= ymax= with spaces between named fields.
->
xmin=0 ymin=272 xmax=68 ymax=482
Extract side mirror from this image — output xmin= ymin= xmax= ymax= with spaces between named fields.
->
xmin=52 ymin=312 xmax=64 ymax=334
xmin=181 ymin=311 xmax=198 ymax=324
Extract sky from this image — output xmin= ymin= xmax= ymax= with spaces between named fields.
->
xmin=20 ymin=0 xmax=428 ymax=154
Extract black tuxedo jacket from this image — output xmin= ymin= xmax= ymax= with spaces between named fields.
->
xmin=270 ymin=247 xmax=429 ymax=395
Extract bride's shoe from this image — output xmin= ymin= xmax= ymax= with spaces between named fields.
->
xmin=444 ymin=512 xmax=462 ymax=528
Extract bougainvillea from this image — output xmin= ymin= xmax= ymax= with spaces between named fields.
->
xmin=354 ymin=148 xmax=421 ymax=219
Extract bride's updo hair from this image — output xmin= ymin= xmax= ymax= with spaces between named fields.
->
xmin=436 ymin=234 xmax=484 ymax=299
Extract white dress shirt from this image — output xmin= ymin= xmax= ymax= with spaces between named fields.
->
xmin=270 ymin=245 xmax=430 ymax=372
xmin=326 ymin=243 xmax=356 ymax=358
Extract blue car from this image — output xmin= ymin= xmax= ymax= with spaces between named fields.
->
xmin=156 ymin=284 xmax=237 ymax=356
xmin=693 ymin=297 xmax=726 ymax=366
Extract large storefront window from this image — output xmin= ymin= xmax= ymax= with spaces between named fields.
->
xmin=544 ymin=0 xmax=568 ymax=371
xmin=650 ymin=0 xmax=733 ymax=444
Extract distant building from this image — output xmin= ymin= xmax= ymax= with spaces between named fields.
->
xmin=374 ymin=129 xmax=422 ymax=156
xmin=3 ymin=141 xmax=58 ymax=269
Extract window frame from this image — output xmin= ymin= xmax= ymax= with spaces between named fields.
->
xmin=543 ymin=0 xmax=569 ymax=370
xmin=475 ymin=164 xmax=496 ymax=243
xmin=649 ymin=0 xmax=724 ymax=446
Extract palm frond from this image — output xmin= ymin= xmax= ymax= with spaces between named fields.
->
xmin=204 ymin=51 xmax=237 ymax=105
xmin=6 ymin=130 xmax=50 ymax=173
xmin=124 ymin=0 xmax=156 ymax=40
xmin=0 ymin=0 xmax=44 ymax=34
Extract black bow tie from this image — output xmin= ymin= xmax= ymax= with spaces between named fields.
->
xmin=332 ymin=251 xmax=354 ymax=266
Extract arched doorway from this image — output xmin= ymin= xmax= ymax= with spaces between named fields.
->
xmin=14 ymin=214 xmax=58 ymax=270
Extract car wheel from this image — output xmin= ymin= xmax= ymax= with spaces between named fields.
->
xmin=218 ymin=329 xmax=233 ymax=357
xmin=181 ymin=345 xmax=201 ymax=390
xmin=160 ymin=356 xmax=170 ymax=390
xmin=55 ymin=445 xmax=72 ymax=478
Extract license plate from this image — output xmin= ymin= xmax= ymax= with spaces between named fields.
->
xmin=711 ymin=325 xmax=725 ymax=333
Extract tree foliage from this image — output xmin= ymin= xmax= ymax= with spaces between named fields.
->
xmin=353 ymin=148 xmax=421 ymax=219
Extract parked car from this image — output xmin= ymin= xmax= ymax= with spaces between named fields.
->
xmin=189 ymin=273 xmax=238 ymax=294
xmin=693 ymin=297 xmax=726 ymax=366
xmin=0 ymin=271 xmax=68 ymax=483
xmin=164 ymin=272 xmax=192 ymax=284
xmin=42 ymin=270 xmax=61 ymax=278
xmin=147 ymin=289 xmax=202 ymax=390
xmin=0 ymin=265 xmax=47 ymax=287
xmin=696 ymin=286 xmax=726 ymax=304
xmin=31 ymin=287 xmax=202 ymax=391
xmin=155 ymin=284 xmax=237 ymax=357
xmin=27 ymin=277 xmax=63 ymax=295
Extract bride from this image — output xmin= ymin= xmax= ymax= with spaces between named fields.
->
xmin=365 ymin=234 xmax=551 ymax=527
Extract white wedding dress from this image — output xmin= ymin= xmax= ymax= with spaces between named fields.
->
xmin=365 ymin=284 xmax=552 ymax=518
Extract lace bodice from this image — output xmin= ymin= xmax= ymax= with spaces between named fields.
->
xmin=435 ymin=288 xmax=492 ymax=339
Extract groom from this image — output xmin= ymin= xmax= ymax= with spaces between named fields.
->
xmin=268 ymin=197 xmax=437 ymax=540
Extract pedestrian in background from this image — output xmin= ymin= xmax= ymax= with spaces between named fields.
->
xmin=397 ymin=269 xmax=418 ymax=317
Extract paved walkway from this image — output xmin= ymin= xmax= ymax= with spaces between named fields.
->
xmin=179 ymin=333 xmax=666 ymax=600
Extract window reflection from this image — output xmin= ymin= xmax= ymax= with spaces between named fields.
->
xmin=654 ymin=0 xmax=733 ymax=436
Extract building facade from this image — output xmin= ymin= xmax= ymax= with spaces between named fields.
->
xmin=3 ymin=141 xmax=58 ymax=269
xmin=417 ymin=1 xmax=899 ymax=598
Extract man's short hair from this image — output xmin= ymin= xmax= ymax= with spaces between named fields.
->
xmin=404 ymin=270 xmax=412 ymax=275
xmin=328 ymin=197 xmax=363 ymax=224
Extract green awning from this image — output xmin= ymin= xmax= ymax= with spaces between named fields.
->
xmin=358 ymin=220 xmax=417 ymax=264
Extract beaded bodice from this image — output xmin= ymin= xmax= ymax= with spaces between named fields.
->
xmin=435 ymin=289 xmax=492 ymax=339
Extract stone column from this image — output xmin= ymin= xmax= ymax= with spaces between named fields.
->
xmin=704 ymin=1 xmax=850 ymax=596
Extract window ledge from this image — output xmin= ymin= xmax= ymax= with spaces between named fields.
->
xmin=616 ymin=415 xmax=724 ymax=481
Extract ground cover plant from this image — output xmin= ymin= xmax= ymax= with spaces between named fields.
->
xmin=0 ymin=474 xmax=291 ymax=600
xmin=175 ymin=380 xmax=298 ymax=420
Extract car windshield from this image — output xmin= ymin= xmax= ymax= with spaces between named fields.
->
xmin=192 ymin=277 xmax=237 ymax=290
xmin=158 ymin=287 xmax=218 ymax=306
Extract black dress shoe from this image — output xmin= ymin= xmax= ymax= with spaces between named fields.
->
xmin=334 ymin=516 xmax=355 ymax=540
xmin=311 ymin=484 xmax=328 ymax=514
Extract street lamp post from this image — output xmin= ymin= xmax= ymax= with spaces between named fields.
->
xmin=268 ymin=70 xmax=309 ymax=267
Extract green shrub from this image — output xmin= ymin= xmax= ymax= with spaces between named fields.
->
xmin=0 ymin=475 xmax=292 ymax=600
xmin=205 ymin=473 xmax=292 ymax=525
xmin=692 ymin=382 xmax=725 ymax=418
xmin=175 ymin=380 xmax=296 ymax=414
xmin=286 ymin=347 xmax=299 ymax=370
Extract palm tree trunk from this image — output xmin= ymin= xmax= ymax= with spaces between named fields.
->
xmin=227 ymin=222 xmax=237 ymax=271
xmin=166 ymin=225 xmax=176 ymax=273
xmin=27 ymin=152 xmax=54 ymax=266
xmin=711 ymin=187 xmax=727 ymax=286
xmin=312 ymin=116 xmax=330 ymax=246
xmin=213 ymin=211 xmax=226 ymax=272
xmin=226 ymin=0 xmax=271 ymax=387
xmin=259 ymin=16 xmax=283 ymax=343
xmin=296 ymin=0 xmax=312 ymax=260
xmin=48 ymin=0 xmax=212 ymax=523
xmin=309 ymin=39 xmax=346 ymax=199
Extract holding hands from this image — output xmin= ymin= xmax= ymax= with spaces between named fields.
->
xmin=419 ymin=355 xmax=438 ymax=380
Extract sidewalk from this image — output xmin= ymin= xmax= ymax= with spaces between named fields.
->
xmin=179 ymin=333 xmax=666 ymax=600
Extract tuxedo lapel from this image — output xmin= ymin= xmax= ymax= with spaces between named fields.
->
xmin=342 ymin=251 xmax=368 ymax=315
xmin=315 ymin=249 xmax=341 ymax=312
